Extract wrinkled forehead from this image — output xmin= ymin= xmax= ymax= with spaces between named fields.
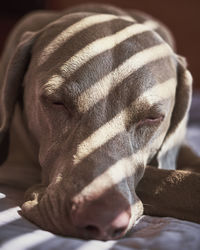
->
xmin=32 ymin=12 xmax=177 ymax=111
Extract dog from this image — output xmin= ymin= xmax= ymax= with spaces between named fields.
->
xmin=0 ymin=3 xmax=199 ymax=240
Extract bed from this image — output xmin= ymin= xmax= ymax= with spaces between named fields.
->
xmin=0 ymin=94 xmax=200 ymax=250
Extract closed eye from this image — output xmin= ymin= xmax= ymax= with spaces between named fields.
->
xmin=136 ymin=115 xmax=164 ymax=129
xmin=53 ymin=102 xmax=65 ymax=106
xmin=52 ymin=101 xmax=72 ymax=116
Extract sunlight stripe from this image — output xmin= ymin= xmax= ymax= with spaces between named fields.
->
xmin=73 ymin=78 xmax=176 ymax=165
xmin=73 ymin=151 xmax=147 ymax=229
xmin=73 ymin=128 xmax=169 ymax=199
xmin=73 ymin=110 xmax=127 ymax=165
xmin=73 ymin=153 xmax=141 ymax=198
xmin=143 ymin=20 xmax=159 ymax=30
xmin=42 ymin=74 xmax=65 ymax=95
xmin=0 ymin=193 xmax=6 ymax=199
xmin=76 ymin=241 xmax=116 ymax=250
xmin=60 ymin=20 xmax=159 ymax=78
xmin=40 ymin=14 xmax=135 ymax=65
xmin=43 ymin=20 xmax=159 ymax=95
xmin=1 ymin=230 xmax=54 ymax=250
xmin=185 ymin=70 xmax=193 ymax=87
xmin=78 ymin=43 xmax=173 ymax=112
xmin=43 ymin=63 xmax=176 ymax=168
xmin=141 ymin=78 xmax=176 ymax=104
xmin=0 ymin=207 xmax=20 ymax=226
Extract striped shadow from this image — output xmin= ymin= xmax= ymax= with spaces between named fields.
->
xmin=77 ymin=43 xmax=173 ymax=113
xmin=43 ymin=20 xmax=160 ymax=97
xmin=39 ymin=13 xmax=135 ymax=65
xmin=73 ymin=78 xmax=176 ymax=165
xmin=60 ymin=20 xmax=160 ymax=78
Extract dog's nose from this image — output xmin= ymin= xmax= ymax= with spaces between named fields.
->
xmin=71 ymin=191 xmax=131 ymax=240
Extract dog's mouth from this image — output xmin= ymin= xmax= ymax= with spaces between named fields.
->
xmin=20 ymin=182 xmax=143 ymax=240
xmin=21 ymin=183 xmax=71 ymax=236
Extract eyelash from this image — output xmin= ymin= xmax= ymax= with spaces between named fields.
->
xmin=52 ymin=101 xmax=164 ymax=129
xmin=53 ymin=102 xmax=65 ymax=107
xmin=53 ymin=102 xmax=72 ymax=115
xmin=136 ymin=115 xmax=164 ymax=129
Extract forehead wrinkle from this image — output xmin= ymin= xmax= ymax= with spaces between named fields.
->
xmin=39 ymin=21 xmax=161 ymax=99
xmin=59 ymin=20 xmax=159 ymax=79
xmin=39 ymin=13 xmax=134 ymax=65
xmin=78 ymin=44 xmax=174 ymax=113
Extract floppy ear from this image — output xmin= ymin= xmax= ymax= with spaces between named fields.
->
xmin=156 ymin=56 xmax=193 ymax=170
xmin=0 ymin=31 xmax=39 ymax=165
xmin=0 ymin=10 xmax=61 ymax=165
xmin=127 ymin=9 xmax=192 ymax=170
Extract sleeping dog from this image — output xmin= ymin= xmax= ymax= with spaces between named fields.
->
xmin=0 ymin=3 xmax=199 ymax=240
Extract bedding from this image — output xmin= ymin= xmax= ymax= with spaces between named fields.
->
xmin=0 ymin=94 xmax=200 ymax=250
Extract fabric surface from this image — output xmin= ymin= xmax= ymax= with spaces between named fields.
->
xmin=0 ymin=94 xmax=200 ymax=250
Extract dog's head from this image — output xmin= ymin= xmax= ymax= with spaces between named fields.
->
xmin=0 ymin=7 xmax=192 ymax=240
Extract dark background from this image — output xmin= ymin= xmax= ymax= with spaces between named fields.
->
xmin=0 ymin=0 xmax=199 ymax=89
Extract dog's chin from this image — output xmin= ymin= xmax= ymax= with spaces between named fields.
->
xmin=20 ymin=184 xmax=144 ymax=239
xmin=21 ymin=183 xmax=71 ymax=236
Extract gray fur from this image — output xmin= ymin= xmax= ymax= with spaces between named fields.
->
xmin=0 ymin=3 xmax=192 ymax=240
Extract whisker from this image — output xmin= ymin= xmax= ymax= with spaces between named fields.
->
xmin=143 ymin=203 xmax=153 ymax=207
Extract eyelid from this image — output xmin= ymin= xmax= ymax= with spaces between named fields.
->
xmin=136 ymin=114 xmax=164 ymax=128
xmin=40 ymin=90 xmax=70 ymax=110
xmin=53 ymin=101 xmax=65 ymax=106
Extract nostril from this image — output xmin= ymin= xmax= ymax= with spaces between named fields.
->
xmin=84 ymin=224 xmax=126 ymax=240
xmin=85 ymin=225 xmax=100 ymax=235
xmin=112 ymin=226 xmax=127 ymax=238
xmin=71 ymin=191 xmax=131 ymax=239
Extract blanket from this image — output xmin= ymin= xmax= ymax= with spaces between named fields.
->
xmin=0 ymin=94 xmax=200 ymax=250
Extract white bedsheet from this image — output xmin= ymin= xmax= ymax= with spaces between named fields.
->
xmin=0 ymin=194 xmax=200 ymax=250
xmin=0 ymin=95 xmax=200 ymax=250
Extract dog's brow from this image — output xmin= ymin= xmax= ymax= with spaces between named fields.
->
xmin=60 ymin=20 xmax=159 ymax=78
xmin=73 ymin=78 xmax=175 ymax=165
xmin=77 ymin=44 xmax=174 ymax=113
xmin=40 ymin=13 xmax=135 ymax=65
xmin=40 ymin=75 xmax=65 ymax=100
xmin=40 ymin=20 xmax=160 ymax=97
xmin=140 ymin=77 xmax=176 ymax=105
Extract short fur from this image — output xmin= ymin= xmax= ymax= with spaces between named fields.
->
xmin=0 ymin=3 xmax=199 ymax=240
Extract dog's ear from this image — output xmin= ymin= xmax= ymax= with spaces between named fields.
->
xmin=0 ymin=10 xmax=60 ymax=165
xmin=156 ymin=56 xmax=193 ymax=170
xmin=0 ymin=31 xmax=39 ymax=165
xmin=128 ymin=9 xmax=192 ymax=170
